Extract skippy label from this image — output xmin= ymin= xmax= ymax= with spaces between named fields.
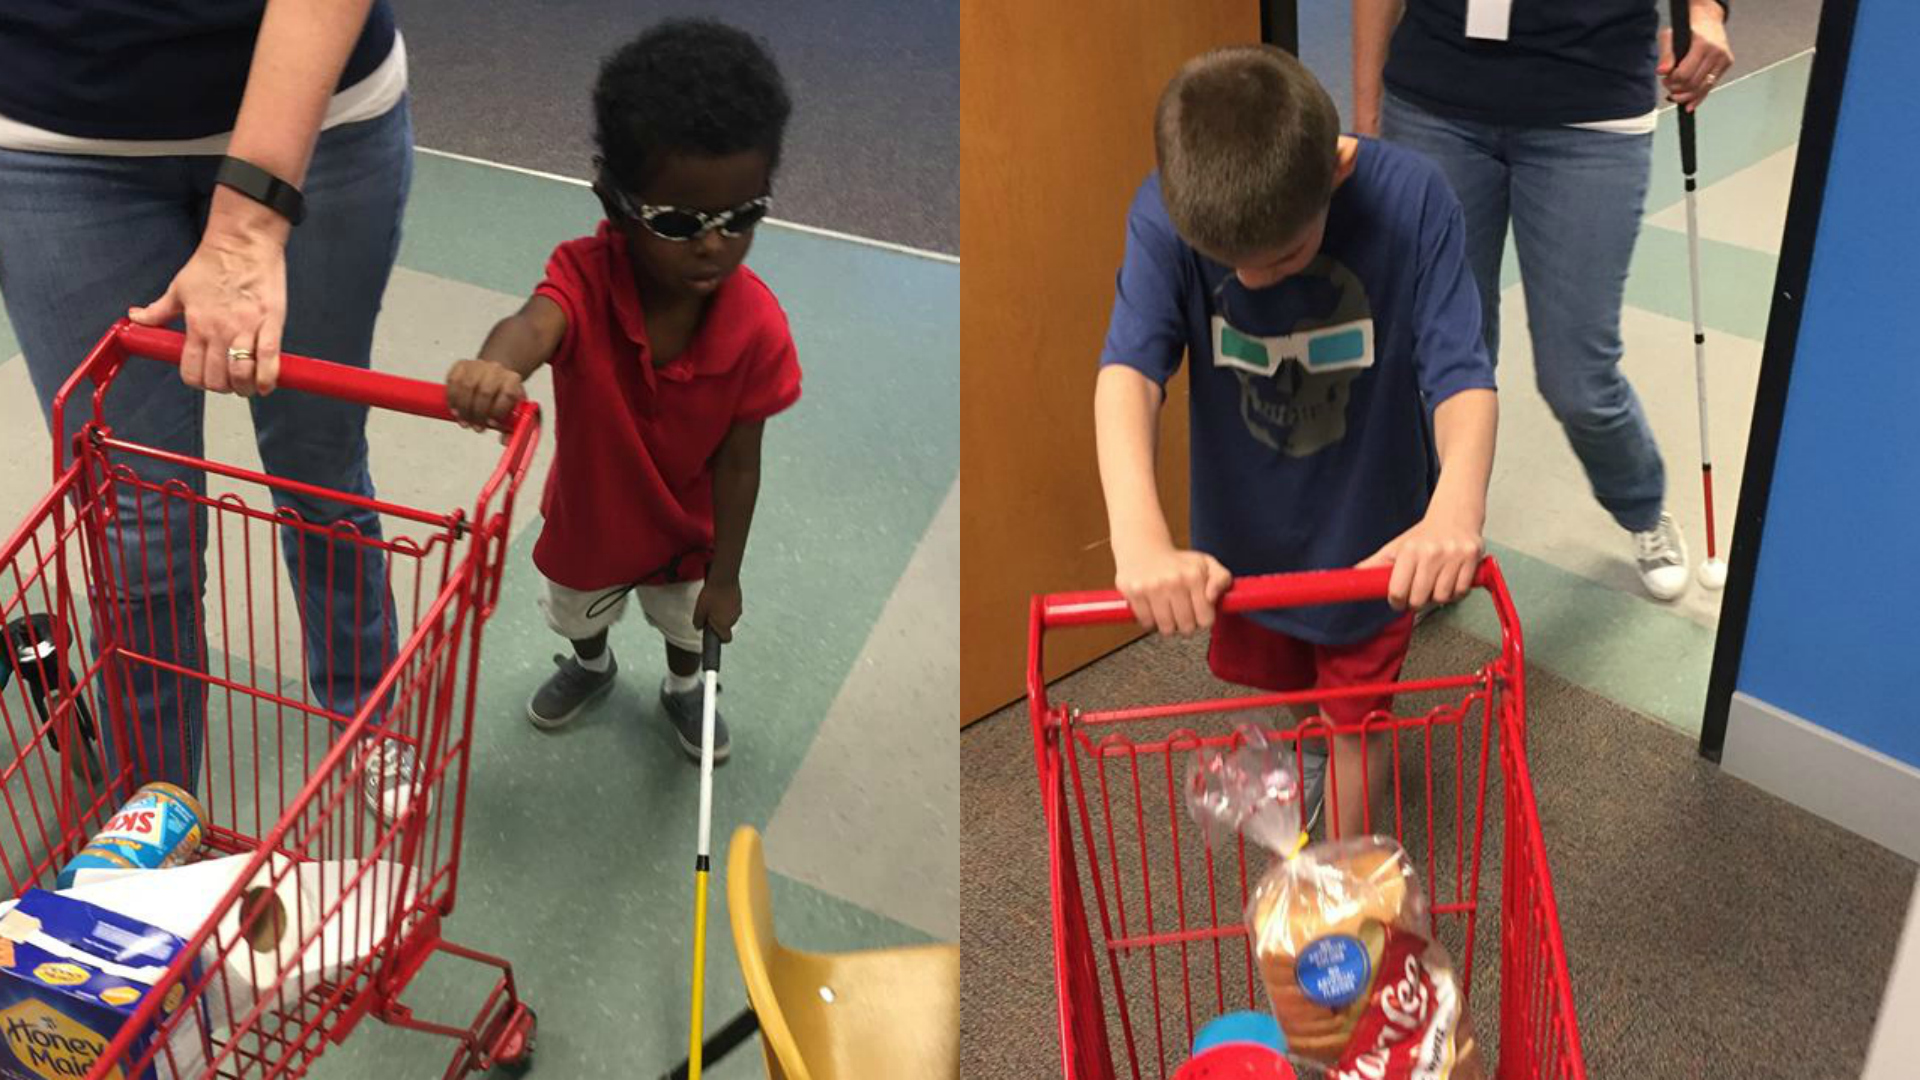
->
xmin=56 ymin=785 xmax=204 ymax=890
xmin=1326 ymin=929 xmax=1468 ymax=1080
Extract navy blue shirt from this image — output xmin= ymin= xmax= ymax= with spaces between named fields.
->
xmin=1100 ymin=140 xmax=1494 ymax=645
xmin=0 ymin=2 xmax=396 ymax=141
xmin=1386 ymin=0 xmax=1728 ymax=126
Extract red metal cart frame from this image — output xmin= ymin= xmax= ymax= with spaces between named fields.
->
xmin=0 ymin=321 xmax=540 ymax=1078
xmin=1028 ymin=560 xmax=1586 ymax=1079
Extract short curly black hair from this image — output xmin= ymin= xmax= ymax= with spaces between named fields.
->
xmin=593 ymin=19 xmax=792 ymax=193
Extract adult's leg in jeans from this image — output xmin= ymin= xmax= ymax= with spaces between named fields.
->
xmin=1381 ymin=94 xmax=1512 ymax=362
xmin=226 ymin=103 xmax=414 ymax=726
xmin=0 ymin=151 xmax=209 ymax=789
xmin=1508 ymin=127 xmax=1665 ymax=533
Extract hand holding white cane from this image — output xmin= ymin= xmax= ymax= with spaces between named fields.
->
xmin=1669 ymin=0 xmax=1730 ymax=590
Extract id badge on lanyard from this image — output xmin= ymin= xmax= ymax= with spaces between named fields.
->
xmin=1464 ymin=0 xmax=1513 ymax=41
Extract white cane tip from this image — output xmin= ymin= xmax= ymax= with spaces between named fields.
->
xmin=1698 ymin=558 xmax=1728 ymax=590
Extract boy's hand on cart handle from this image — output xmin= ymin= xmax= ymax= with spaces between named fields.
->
xmin=1358 ymin=513 xmax=1484 ymax=611
xmin=445 ymin=359 xmax=526 ymax=434
xmin=693 ymin=580 xmax=743 ymax=642
xmin=1114 ymin=547 xmax=1232 ymax=637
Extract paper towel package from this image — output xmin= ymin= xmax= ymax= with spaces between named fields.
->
xmin=53 ymin=854 xmax=414 ymax=1035
xmin=0 ymin=889 xmax=207 ymax=1080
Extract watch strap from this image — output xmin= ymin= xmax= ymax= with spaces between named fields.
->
xmin=214 ymin=156 xmax=306 ymax=226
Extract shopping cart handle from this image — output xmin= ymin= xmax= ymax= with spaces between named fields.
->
xmin=110 ymin=322 xmax=517 ymax=430
xmin=1038 ymin=561 xmax=1499 ymax=628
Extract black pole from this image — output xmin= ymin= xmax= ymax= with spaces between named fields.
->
xmin=1698 ymin=0 xmax=1863 ymax=759
xmin=659 ymin=1009 xmax=761 ymax=1080
xmin=1260 ymin=0 xmax=1298 ymax=54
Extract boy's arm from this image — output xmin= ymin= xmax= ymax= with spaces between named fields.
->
xmin=445 ymin=294 xmax=566 ymax=430
xmin=1358 ymin=388 xmax=1497 ymax=609
xmin=1351 ymin=0 xmax=1405 ymax=136
xmin=694 ymin=420 xmax=765 ymax=641
xmin=1096 ymin=364 xmax=1232 ymax=636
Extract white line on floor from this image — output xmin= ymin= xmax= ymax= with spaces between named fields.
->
xmin=414 ymin=145 xmax=960 ymax=265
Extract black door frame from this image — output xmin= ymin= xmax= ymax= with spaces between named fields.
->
xmin=1699 ymin=0 xmax=1860 ymax=760
xmin=1263 ymin=0 xmax=1299 ymax=52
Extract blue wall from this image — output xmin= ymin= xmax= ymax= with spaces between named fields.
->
xmin=1736 ymin=0 xmax=1920 ymax=768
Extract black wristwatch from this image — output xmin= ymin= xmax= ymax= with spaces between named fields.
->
xmin=215 ymin=156 xmax=306 ymax=226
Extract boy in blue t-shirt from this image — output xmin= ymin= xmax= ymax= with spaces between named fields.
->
xmin=1095 ymin=45 xmax=1497 ymax=837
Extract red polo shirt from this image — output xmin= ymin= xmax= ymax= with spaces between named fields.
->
xmin=531 ymin=222 xmax=802 ymax=591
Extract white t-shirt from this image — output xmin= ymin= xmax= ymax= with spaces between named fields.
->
xmin=1568 ymin=109 xmax=1660 ymax=136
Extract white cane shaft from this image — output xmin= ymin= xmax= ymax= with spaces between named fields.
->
xmin=1693 ymin=344 xmax=1712 ymax=465
xmin=1683 ymin=188 xmax=1713 ymax=467
xmin=696 ymin=669 xmax=719 ymax=857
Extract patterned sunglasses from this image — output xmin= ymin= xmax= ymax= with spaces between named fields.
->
xmin=600 ymin=179 xmax=772 ymax=243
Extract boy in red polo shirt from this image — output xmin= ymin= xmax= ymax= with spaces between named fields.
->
xmin=444 ymin=19 xmax=799 ymax=763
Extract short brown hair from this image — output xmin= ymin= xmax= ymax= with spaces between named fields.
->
xmin=1154 ymin=45 xmax=1340 ymax=262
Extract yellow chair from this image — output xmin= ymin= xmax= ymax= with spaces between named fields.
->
xmin=727 ymin=826 xmax=959 ymax=1080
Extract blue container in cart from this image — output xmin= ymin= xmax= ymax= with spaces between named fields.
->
xmin=1173 ymin=1011 xmax=1296 ymax=1079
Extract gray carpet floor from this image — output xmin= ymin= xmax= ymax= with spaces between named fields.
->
xmin=393 ymin=0 xmax=958 ymax=253
xmin=963 ymin=619 xmax=1916 ymax=1079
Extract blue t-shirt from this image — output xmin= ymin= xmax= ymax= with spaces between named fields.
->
xmin=1099 ymin=138 xmax=1493 ymax=645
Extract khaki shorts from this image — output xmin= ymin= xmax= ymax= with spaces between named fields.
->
xmin=540 ymin=577 xmax=703 ymax=653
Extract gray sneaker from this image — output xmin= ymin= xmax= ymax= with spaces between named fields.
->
xmin=1633 ymin=511 xmax=1690 ymax=602
xmin=527 ymin=653 xmax=618 ymax=731
xmin=660 ymin=679 xmax=729 ymax=765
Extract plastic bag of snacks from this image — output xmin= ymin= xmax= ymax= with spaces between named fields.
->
xmin=1187 ymin=727 xmax=1484 ymax=1080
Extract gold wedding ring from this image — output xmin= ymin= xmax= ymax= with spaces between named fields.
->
xmin=1706 ymin=72 xmax=1719 ymax=85
xmin=227 ymin=347 xmax=255 ymax=363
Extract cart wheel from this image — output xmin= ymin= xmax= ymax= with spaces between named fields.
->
xmin=493 ymin=1007 xmax=536 ymax=1074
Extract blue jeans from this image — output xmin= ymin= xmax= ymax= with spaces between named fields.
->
xmin=0 ymin=102 xmax=413 ymax=790
xmin=1383 ymin=93 xmax=1666 ymax=533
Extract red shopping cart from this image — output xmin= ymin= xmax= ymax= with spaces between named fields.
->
xmin=1028 ymin=560 xmax=1586 ymax=1079
xmin=0 ymin=321 xmax=540 ymax=1078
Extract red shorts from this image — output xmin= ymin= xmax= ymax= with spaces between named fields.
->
xmin=1207 ymin=612 xmax=1415 ymax=727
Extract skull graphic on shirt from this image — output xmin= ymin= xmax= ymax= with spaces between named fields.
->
xmin=1221 ymin=255 xmax=1375 ymax=458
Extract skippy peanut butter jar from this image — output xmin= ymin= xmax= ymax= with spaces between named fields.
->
xmin=1187 ymin=728 xmax=1484 ymax=1080
xmin=56 ymin=783 xmax=204 ymax=891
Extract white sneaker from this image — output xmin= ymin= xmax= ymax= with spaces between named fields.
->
xmin=1632 ymin=512 xmax=1690 ymax=602
xmin=359 ymin=740 xmax=420 ymax=824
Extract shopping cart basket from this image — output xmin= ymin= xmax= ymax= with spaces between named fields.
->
xmin=1028 ymin=560 xmax=1586 ymax=1079
xmin=0 ymin=321 xmax=541 ymax=1078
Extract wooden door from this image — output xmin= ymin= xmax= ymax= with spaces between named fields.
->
xmin=960 ymin=1 xmax=1260 ymax=722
